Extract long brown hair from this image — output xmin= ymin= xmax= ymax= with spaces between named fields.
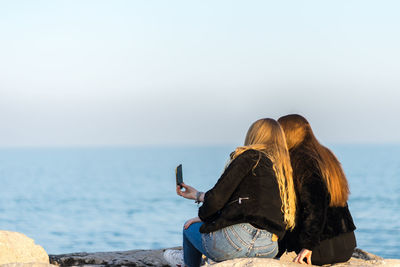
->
xmin=278 ymin=114 xmax=349 ymax=207
xmin=232 ymin=118 xmax=296 ymax=230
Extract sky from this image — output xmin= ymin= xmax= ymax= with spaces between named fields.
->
xmin=0 ymin=0 xmax=399 ymax=147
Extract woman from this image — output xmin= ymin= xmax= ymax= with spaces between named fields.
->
xmin=164 ymin=118 xmax=297 ymax=267
xmin=277 ymin=114 xmax=356 ymax=266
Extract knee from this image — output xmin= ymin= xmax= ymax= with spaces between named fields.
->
xmin=182 ymin=223 xmax=187 ymax=236
xmin=182 ymin=221 xmax=201 ymax=236
xmin=182 ymin=222 xmax=191 ymax=236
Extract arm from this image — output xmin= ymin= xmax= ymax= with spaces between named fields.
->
xmin=292 ymin=175 xmax=328 ymax=265
xmin=176 ymin=183 xmax=205 ymax=202
xmin=297 ymin=174 xmax=330 ymax=250
xmin=198 ymin=150 xmax=258 ymax=221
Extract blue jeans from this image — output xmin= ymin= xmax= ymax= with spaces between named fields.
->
xmin=183 ymin=222 xmax=278 ymax=267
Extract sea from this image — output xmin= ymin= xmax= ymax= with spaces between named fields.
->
xmin=0 ymin=145 xmax=399 ymax=259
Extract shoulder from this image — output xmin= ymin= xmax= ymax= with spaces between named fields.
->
xmin=291 ymin=149 xmax=327 ymax=188
xmin=290 ymin=149 xmax=317 ymax=167
xmin=230 ymin=149 xmax=259 ymax=161
xmin=230 ymin=150 xmax=273 ymax=174
xmin=228 ymin=149 xmax=258 ymax=168
xmin=291 ymin=150 xmax=320 ymax=175
xmin=237 ymin=149 xmax=260 ymax=157
xmin=233 ymin=149 xmax=271 ymax=164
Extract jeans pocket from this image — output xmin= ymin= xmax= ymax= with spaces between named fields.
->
xmin=249 ymin=229 xmax=278 ymax=258
xmin=254 ymin=243 xmax=278 ymax=258
xmin=202 ymin=226 xmax=244 ymax=262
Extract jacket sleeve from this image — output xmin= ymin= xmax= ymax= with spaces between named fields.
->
xmin=198 ymin=150 xmax=258 ymax=222
xmin=298 ymin=173 xmax=330 ymax=250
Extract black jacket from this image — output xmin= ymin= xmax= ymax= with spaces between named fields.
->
xmin=198 ymin=149 xmax=286 ymax=238
xmin=283 ymin=151 xmax=356 ymax=251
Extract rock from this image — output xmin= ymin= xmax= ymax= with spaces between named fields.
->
xmin=211 ymin=248 xmax=400 ymax=267
xmin=49 ymin=248 xmax=172 ymax=267
xmin=0 ymin=231 xmax=50 ymax=266
xmin=1 ymin=264 xmax=55 ymax=267
xmin=49 ymin=247 xmax=400 ymax=267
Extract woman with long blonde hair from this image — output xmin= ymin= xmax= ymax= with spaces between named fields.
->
xmin=163 ymin=118 xmax=297 ymax=267
xmin=277 ymin=114 xmax=356 ymax=266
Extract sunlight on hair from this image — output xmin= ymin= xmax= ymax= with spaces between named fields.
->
xmin=232 ymin=118 xmax=296 ymax=230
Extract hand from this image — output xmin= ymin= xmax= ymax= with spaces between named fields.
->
xmin=184 ymin=216 xmax=202 ymax=229
xmin=294 ymin=248 xmax=312 ymax=265
xmin=176 ymin=182 xmax=197 ymax=200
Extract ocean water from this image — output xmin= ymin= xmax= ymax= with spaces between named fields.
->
xmin=0 ymin=145 xmax=399 ymax=259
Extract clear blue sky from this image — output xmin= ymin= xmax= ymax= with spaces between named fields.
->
xmin=1 ymin=0 xmax=399 ymax=147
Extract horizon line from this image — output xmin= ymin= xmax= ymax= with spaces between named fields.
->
xmin=0 ymin=142 xmax=399 ymax=149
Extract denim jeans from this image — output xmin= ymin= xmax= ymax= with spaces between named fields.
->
xmin=183 ymin=222 xmax=278 ymax=267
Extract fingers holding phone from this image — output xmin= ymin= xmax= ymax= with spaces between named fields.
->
xmin=175 ymin=164 xmax=198 ymax=200
xmin=178 ymin=183 xmax=198 ymax=200
xmin=177 ymin=182 xmax=195 ymax=199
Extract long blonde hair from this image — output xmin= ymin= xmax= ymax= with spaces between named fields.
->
xmin=232 ymin=118 xmax=296 ymax=230
xmin=278 ymin=114 xmax=349 ymax=207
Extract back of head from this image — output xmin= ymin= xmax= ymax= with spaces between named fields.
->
xmin=234 ymin=118 xmax=297 ymax=230
xmin=278 ymin=114 xmax=349 ymax=207
xmin=244 ymin=118 xmax=286 ymax=149
xmin=277 ymin=114 xmax=310 ymax=149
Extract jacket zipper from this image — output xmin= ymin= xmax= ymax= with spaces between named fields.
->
xmin=228 ymin=197 xmax=250 ymax=205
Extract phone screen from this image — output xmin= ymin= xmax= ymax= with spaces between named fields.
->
xmin=175 ymin=164 xmax=183 ymax=186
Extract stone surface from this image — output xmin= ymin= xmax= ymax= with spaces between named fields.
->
xmin=211 ymin=248 xmax=399 ymax=266
xmin=1 ymin=264 xmax=56 ymax=267
xmin=49 ymin=247 xmax=400 ymax=267
xmin=49 ymin=248 xmax=172 ymax=267
xmin=0 ymin=231 xmax=49 ymax=266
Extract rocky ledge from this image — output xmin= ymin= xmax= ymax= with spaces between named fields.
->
xmin=48 ymin=247 xmax=400 ymax=267
xmin=1 ymin=231 xmax=398 ymax=267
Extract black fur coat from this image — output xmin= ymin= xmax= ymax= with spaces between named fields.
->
xmin=283 ymin=150 xmax=356 ymax=251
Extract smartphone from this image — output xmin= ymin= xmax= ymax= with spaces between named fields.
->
xmin=175 ymin=164 xmax=183 ymax=187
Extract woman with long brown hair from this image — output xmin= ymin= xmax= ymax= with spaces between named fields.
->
xmin=163 ymin=118 xmax=297 ymax=267
xmin=277 ymin=114 xmax=356 ymax=266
